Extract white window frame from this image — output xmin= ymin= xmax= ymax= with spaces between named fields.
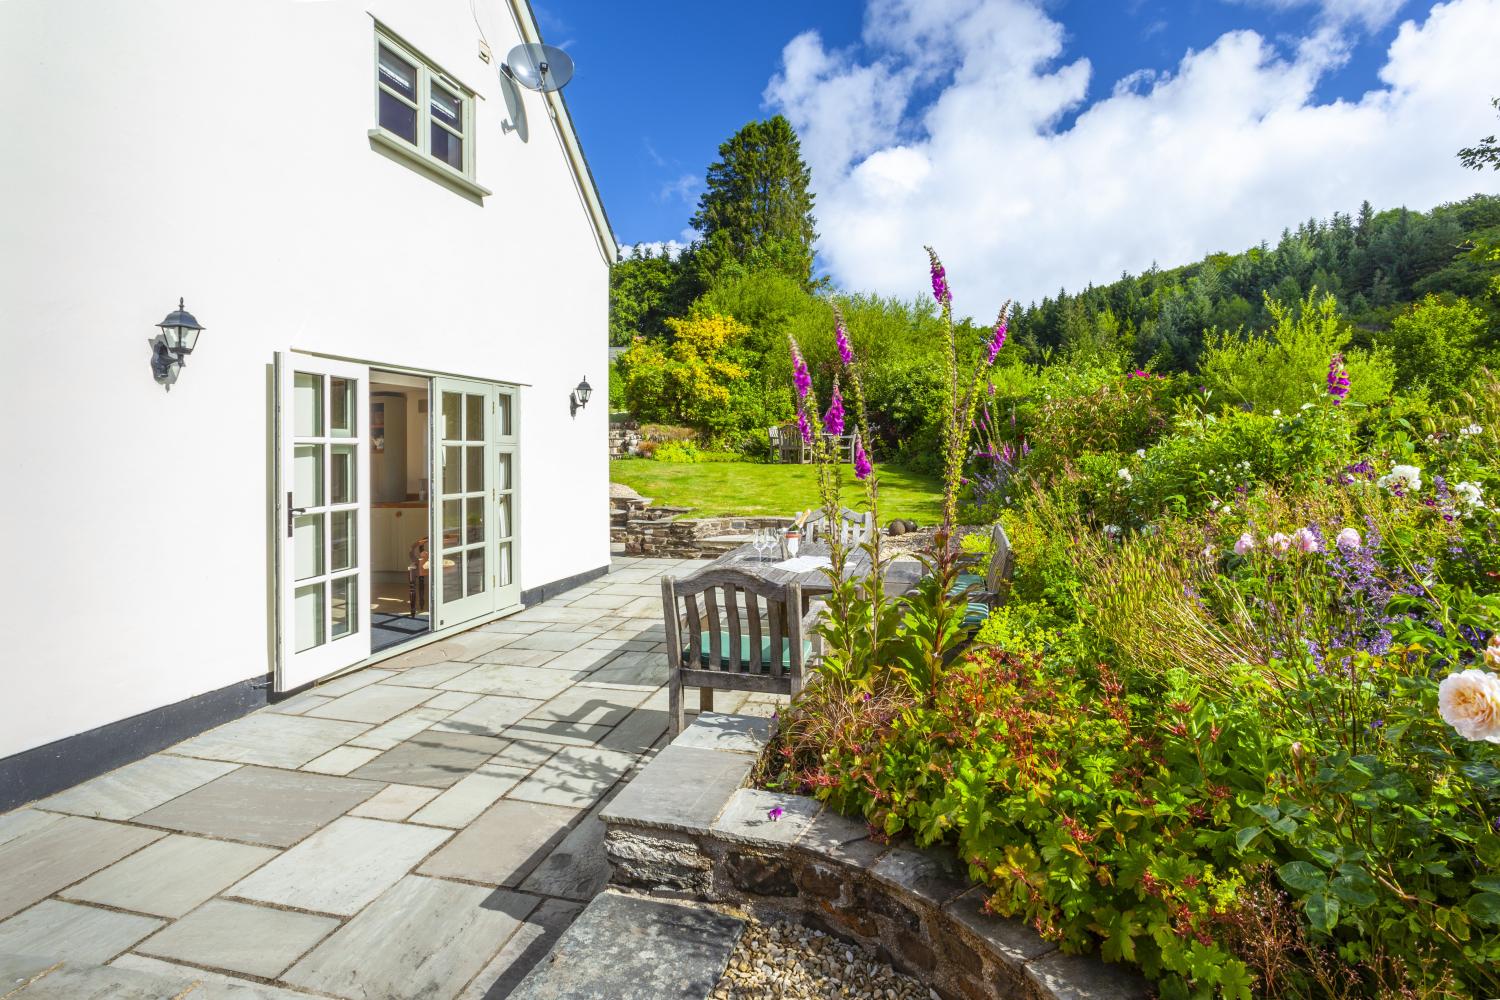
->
xmin=368 ymin=25 xmax=491 ymax=201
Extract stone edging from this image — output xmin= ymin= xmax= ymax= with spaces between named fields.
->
xmin=600 ymin=713 xmax=1151 ymax=1000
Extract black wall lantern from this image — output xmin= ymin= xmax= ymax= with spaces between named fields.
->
xmin=569 ymin=376 xmax=593 ymax=417
xmin=151 ymin=297 xmax=205 ymax=390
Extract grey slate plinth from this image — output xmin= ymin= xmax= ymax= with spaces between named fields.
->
xmin=507 ymin=890 xmax=744 ymax=1000
xmin=942 ymin=888 xmax=1057 ymax=965
xmin=1026 ymin=949 xmax=1153 ymax=1000
xmin=710 ymin=788 xmax=821 ymax=847
xmin=869 ymin=845 xmax=969 ymax=908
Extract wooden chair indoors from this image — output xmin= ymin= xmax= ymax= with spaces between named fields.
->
xmin=661 ymin=568 xmax=810 ymax=736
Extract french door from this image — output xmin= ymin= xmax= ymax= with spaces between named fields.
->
xmin=275 ymin=354 xmax=372 ymax=691
xmin=430 ymin=378 xmax=520 ymax=627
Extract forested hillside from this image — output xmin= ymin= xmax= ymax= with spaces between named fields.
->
xmin=1011 ymin=194 xmax=1500 ymax=369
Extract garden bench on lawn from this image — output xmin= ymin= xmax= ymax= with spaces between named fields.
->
xmin=796 ymin=507 xmax=874 ymax=546
xmin=951 ymin=521 xmax=1013 ymax=630
xmin=661 ymin=568 xmax=813 ymax=736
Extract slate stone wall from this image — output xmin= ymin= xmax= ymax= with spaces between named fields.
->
xmin=601 ymin=714 xmax=1152 ymax=1000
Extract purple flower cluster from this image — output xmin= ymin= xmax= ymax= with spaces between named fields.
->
xmin=854 ymin=436 xmax=872 ymax=480
xmin=925 ymin=246 xmax=950 ymax=306
xmin=986 ymin=315 xmax=1007 ymax=364
xmin=797 ymin=409 xmax=812 ymax=446
xmin=824 ymin=380 xmax=845 ymax=437
xmin=791 ymin=342 xmax=811 ymax=401
xmin=1327 ymin=353 xmax=1350 ymax=403
xmin=835 ymin=318 xmax=854 ymax=367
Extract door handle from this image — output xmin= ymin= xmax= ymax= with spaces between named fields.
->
xmin=286 ymin=492 xmax=308 ymax=538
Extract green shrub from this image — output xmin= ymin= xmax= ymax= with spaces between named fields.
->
xmin=650 ymin=441 xmax=701 ymax=463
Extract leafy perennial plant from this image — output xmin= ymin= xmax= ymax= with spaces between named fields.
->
xmin=768 ymin=253 xmax=1500 ymax=999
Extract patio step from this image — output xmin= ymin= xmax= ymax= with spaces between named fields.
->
xmin=506 ymin=890 xmax=744 ymax=1000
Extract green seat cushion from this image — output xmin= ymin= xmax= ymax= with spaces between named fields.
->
xmin=961 ymin=602 xmax=991 ymax=629
xmin=948 ymin=572 xmax=985 ymax=598
xmin=690 ymin=633 xmax=812 ymax=671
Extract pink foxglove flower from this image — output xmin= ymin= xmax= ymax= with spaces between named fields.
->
xmin=1327 ymin=353 xmax=1351 ymax=403
xmin=1438 ymin=669 xmax=1500 ymax=742
xmin=796 ymin=409 xmax=812 ymax=446
xmin=853 ymin=436 xmax=872 ymax=480
xmin=925 ymin=246 xmax=950 ymax=306
xmin=985 ymin=313 xmax=1007 ymax=364
xmin=1291 ymin=527 xmax=1320 ymax=553
xmin=834 ymin=317 xmax=854 ymax=367
xmin=823 ymin=381 xmax=845 ymax=437
xmin=791 ymin=341 xmax=811 ymax=401
xmin=1234 ymin=532 xmax=1255 ymax=556
xmin=1335 ymin=527 xmax=1361 ymax=552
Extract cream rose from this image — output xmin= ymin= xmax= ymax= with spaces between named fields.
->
xmin=1437 ymin=669 xmax=1500 ymax=743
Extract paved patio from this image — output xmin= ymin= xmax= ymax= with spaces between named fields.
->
xmin=0 ymin=556 xmax=787 ymax=999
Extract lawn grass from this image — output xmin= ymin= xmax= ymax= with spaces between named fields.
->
xmin=610 ymin=459 xmax=943 ymax=524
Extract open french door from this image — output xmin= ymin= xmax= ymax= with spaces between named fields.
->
xmin=430 ymin=378 xmax=520 ymax=628
xmin=275 ymin=353 xmax=373 ymax=691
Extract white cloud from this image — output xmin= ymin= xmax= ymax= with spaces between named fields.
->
xmin=1226 ymin=0 xmax=1409 ymax=32
xmin=657 ymin=173 xmax=700 ymax=205
xmin=765 ymin=0 xmax=1500 ymax=316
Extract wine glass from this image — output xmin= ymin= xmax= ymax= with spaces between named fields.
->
xmin=752 ymin=528 xmax=770 ymax=560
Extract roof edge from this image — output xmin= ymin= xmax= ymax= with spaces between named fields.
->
xmin=505 ymin=0 xmax=618 ymax=267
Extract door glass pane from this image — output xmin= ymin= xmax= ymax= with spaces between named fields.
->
xmin=442 ymin=499 xmax=461 ymax=549
xmin=465 ymin=394 xmax=484 ymax=440
xmin=498 ymin=541 xmax=512 ymax=587
xmin=442 ymin=555 xmax=461 ymax=604
xmin=442 ymin=446 xmax=460 ymax=493
xmin=330 ymin=445 xmax=356 ymax=504
xmin=497 ymin=453 xmax=512 ymax=491
xmin=294 ymin=373 xmax=322 ymax=438
xmin=331 ymin=575 xmax=356 ymax=639
xmin=294 ymin=582 xmax=325 ymax=652
xmin=466 ymin=547 xmax=486 ymax=596
xmin=497 ymin=395 xmax=512 ymax=437
xmin=466 ymin=496 xmax=484 ymax=543
xmin=496 ymin=496 xmax=511 ymax=539
xmin=293 ymin=445 xmax=323 ymax=507
xmin=330 ymin=510 xmax=355 ymax=572
xmin=330 ymin=378 xmax=355 ymax=437
xmin=294 ymin=513 xmax=324 ymax=580
xmin=442 ymin=392 xmax=461 ymax=440
xmin=466 ymin=446 xmax=484 ymax=492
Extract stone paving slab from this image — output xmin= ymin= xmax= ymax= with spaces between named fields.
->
xmin=0 ymin=900 xmax=162 ymax=965
xmin=170 ymin=714 xmax=371 ymax=769
xmin=499 ymin=718 xmax=613 ymax=746
xmin=438 ymin=664 xmax=586 ymax=700
xmin=670 ymin=712 xmax=773 ymax=755
xmin=311 ymin=669 xmax=398 ymax=698
xmin=599 ymin=744 xmax=753 ymax=834
xmin=111 ymin=954 xmax=324 ymax=998
xmin=0 ymin=809 xmax=62 ymax=849
xmin=284 ymin=876 xmax=533 ymax=1000
xmin=1 ymin=957 xmax=206 ymax=1000
xmin=418 ymin=799 xmax=583 ymax=887
xmin=136 ymin=899 xmax=338 ymax=978
xmin=347 ymin=783 xmax=440 ymax=821
xmin=504 ymin=631 xmax=596 ymax=653
xmin=597 ymin=707 xmax=669 ymax=757
xmin=527 ymin=685 xmax=649 ymax=727
xmin=518 ymin=790 xmax=619 ymax=902
xmin=507 ymin=745 xmax=635 ymax=809
xmin=303 ymin=684 xmax=435 ymax=724
xmin=349 ymin=730 xmax=506 ymax=788
xmin=383 ymin=661 xmax=475 ymax=688
xmin=299 ymin=745 xmax=383 ymax=776
xmin=35 ymin=755 xmax=240 ymax=821
xmin=62 ymin=834 xmax=277 ymax=918
xmin=711 ymin=787 xmax=821 ymax=848
xmin=429 ymin=694 xmax=543 ymax=737
xmin=506 ymin=891 xmax=744 ymax=1000
xmin=229 ymin=817 xmax=451 ymax=916
xmin=344 ymin=706 xmax=452 ymax=751
xmin=407 ymin=766 xmax=530 ymax=828
xmin=0 ymin=816 xmax=165 ymax=919
xmin=457 ymin=898 xmax=583 ymax=1000
xmin=134 ymin=766 xmax=383 ymax=848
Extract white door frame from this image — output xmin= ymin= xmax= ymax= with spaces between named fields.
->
xmin=274 ymin=352 xmax=374 ymax=691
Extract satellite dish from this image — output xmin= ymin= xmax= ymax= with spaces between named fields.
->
xmin=502 ymin=43 xmax=574 ymax=93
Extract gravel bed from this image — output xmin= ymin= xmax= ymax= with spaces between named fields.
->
xmin=711 ymin=919 xmax=933 ymax=1000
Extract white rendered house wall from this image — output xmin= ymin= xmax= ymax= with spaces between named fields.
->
xmin=0 ymin=0 xmax=611 ymax=762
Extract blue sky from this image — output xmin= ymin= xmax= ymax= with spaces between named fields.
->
xmin=535 ymin=0 xmax=1498 ymax=309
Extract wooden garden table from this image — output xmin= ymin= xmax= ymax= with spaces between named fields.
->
xmin=690 ymin=540 xmax=923 ymax=597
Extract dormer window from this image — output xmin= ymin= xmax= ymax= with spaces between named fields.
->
xmin=370 ymin=26 xmax=488 ymax=200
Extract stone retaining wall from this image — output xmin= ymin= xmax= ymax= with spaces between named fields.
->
xmin=610 ymin=420 xmax=643 ymax=458
xmin=610 ymin=488 xmax=795 ymax=558
xmin=601 ymin=714 xmax=1150 ymax=1000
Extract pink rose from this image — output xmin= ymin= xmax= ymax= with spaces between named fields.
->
xmin=1438 ymin=669 xmax=1500 ymax=743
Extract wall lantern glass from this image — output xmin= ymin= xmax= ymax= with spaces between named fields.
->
xmin=151 ymin=297 xmax=205 ymax=390
xmin=570 ymin=376 xmax=593 ymax=417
